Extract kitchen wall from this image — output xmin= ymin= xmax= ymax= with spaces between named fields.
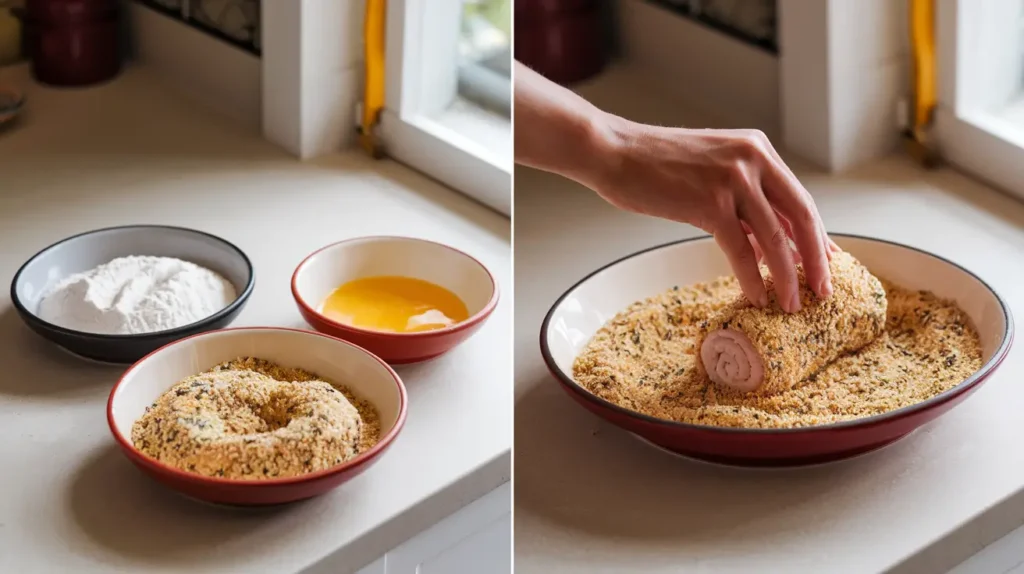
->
xmin=127 ymin=0 xmax=262 ymax=133
xmin=645 ymin=0 xmax=777 ymax=52
xmin=136 ymin=0 xmax=260 ymax=54
xmin=616 ymin=0 xmax=908 ymax=173
xmin=616 ymin=0 xmax=781 ymax=138
xmin=127 ymin=0 xmax=366 ymax=159
xmin=261 ymin=0 xmax=365 ymax=159
xmin=779 ymin=0 xmax=909 ymax=172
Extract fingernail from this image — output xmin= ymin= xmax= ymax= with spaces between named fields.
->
xmin=758 ymin=292 xmax=768 ymax=308
xmin=789 ymin=291 xmax=801 ymax=312
xmin=820 ymin=277 xmax=833 ymax=298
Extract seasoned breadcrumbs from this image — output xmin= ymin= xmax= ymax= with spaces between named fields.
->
xmin=573 ymin=272 xmax=983 ymax=429
xmin=131 ymin=357 xmax=381 ymax=479
xmin=697 ymin=251 xmax=888 ymax=394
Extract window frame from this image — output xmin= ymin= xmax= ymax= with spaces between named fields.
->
xmin=381 ymin=0 xmax=512 ymax=216
xmin=458 ymin=46 xmax=512 ymax=117
xmin=935 ymin=0 xmax=1024 ymax=200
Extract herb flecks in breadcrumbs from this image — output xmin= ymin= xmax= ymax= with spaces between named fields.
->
xmin=131 ymin=357 xmax=381 ymax=479
xmin=572 ymin=276 xmax=982 ymax=429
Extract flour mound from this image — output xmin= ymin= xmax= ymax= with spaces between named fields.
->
xmin=38 ymin=255 xmax=237 ymax=335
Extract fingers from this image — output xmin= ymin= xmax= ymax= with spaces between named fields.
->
xmin=745 ymin=222 xmax=799 ymax=264
xmin=713 ymin=219 xmax=768 ymax=308
xmin=740 ymin=192 xmax=801 ymax=313
xmin=748 ymin=233 xmax=764 ymax=264
xmin=772 ymin=214 xmax=803 ymax=263
xmin=757 ymin=148 xmax=832 ymax=300
xmin=821 ymin=219 xmax=834 ymax=261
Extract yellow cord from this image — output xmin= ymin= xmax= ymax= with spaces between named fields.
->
xmin=910 ymin=0 xmax=936 ymax=130
xmin=907 ymin=0 xmax=939 ymax=166
xmin=361 ymin=0 xmax=386 ymax=158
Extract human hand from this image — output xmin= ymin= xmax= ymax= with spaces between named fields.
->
xmin=585 ymin=119 xmax=837 ymax=313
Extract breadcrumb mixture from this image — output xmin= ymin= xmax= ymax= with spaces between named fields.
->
xmin=572 ymin=275 xmax=983 ymax=428
xmin=131 ymin=357 xmax=381 ymax=479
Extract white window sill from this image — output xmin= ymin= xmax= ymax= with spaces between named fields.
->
xmin=957 ymin=106 xmax=1024 ymax=156
xmin=936 ymin=100 xmax=1024 ymax=203
xmin=984 ymin=97 xmax=1024 ymax=145
xmin=430 ymin=97 xmax=511 ymax=168
xmin=380 ymin=101 xmax=511 ymax=216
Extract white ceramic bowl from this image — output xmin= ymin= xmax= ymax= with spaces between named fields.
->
xmin=107 ymin=327 xmax=407 ymax=505
xmin=541 ymin=234 xmax=1013 ymax=466
xmin=291 ymin=236 xmax=500 ymax=363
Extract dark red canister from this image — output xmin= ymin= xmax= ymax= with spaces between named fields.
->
xmin=515 ymin=0 xmax=608 ymax=85
xmin=24 ymin=0 xmax=121 ymax=87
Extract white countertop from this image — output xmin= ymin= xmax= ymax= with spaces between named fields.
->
xmin=0 ymin=64 xmax=511 ymax=573
xmin=514 ymin=67 xmax=1024 ymax=573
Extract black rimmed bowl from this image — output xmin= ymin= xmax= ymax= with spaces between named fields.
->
xmin=11 ymin=225 xmax=255 ymax=364
xmin=541 ymin=234 xmax=1014 ymax=467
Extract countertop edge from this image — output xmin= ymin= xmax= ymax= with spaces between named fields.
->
xmin=893 ymin=483 xmax=1024 ymax=573
xmin=298 ymin=449 xmax=511 ymax=574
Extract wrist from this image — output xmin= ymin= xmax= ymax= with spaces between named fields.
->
xmin=570 ymin=107 xmax=633 ymax=190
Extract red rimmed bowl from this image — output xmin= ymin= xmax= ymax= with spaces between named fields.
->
xmin=107 ymin=327 xmax=408 ymax=506
xmin=540 ymin=234 xmax=1013 ymax=467
xmin=291 ymin=236 xmax=500 ymax=364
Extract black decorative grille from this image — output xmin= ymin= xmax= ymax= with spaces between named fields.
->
xmin=136 ymin=0 xmax=260 ymax=56
xmin=644 ymin=0 xmax=777 ymax=54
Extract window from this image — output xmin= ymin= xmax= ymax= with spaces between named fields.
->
xmin=935 ymin=0 xmax=1024 ymax=198
xmin=381 ymin=0 xmax=512 ymax=216
xmin=459 ymin=0 xmax=512 ymax=116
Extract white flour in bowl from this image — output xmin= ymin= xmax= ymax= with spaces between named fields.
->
xmin=37 ymin=255 xmax=238 ymax=335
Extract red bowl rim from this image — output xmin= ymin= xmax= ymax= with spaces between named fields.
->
xmin=106 ymin=326 xmax=409 ymax=486
xmin=540 ymin=232 xmax=1015 ymax=435
xmin=291 ymin=235 xmax=500 ymax=339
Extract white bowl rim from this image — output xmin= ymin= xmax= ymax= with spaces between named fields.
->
xmin=9 ymin=224 xmax=256 ymax=340
xmin=540 ymin=233 xmax=1015 ymax=435
xmin=106 ymin=326 xmax=409 ymax=485
xmin=291 ymin=235 xmax=501 ymax=338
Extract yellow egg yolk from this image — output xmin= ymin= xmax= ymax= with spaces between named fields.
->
xmin=320 ymin=276 xmax=470 ymax=333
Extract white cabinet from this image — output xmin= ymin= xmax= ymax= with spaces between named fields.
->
xmin=353 ymin=482 xmax=511 ymax=574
